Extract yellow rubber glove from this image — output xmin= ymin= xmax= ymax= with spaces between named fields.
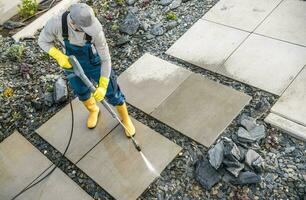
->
xmin=48 ymin=47 xmax=72 ymax=69
xmin=93 ymin=76 xmax=109 ymax=102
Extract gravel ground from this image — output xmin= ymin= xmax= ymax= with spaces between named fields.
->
xmin=0 ymin=0 xmax=305 ymax=199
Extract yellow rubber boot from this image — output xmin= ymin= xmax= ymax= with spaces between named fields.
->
xmin=83 ymin=97 xmax=100 ymax=129
xmin=116 ymin=103 xmax=136 ymax=137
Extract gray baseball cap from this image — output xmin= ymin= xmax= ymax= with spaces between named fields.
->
xmin=69 ymin=3 xmax=102 ymax=36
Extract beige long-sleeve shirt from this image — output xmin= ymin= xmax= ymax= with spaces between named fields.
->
xmin=38 ymin=12 xmax=111 ymax=78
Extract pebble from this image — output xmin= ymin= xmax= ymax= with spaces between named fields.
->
xmin=151 ymin=24 xmax=164 ymax=36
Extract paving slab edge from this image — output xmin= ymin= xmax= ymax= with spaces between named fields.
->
xmin=265 ymin=113 xmax=306 ymax=141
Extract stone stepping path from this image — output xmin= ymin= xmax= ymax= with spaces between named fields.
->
xmin=151 ymin=73 xmax=251 ymax=147
xmin=36 ymin=99 xmax=118 ymax=163
xmin=119 ymin=54 xmax=250 ymax=147
xmin=166 ymin=20 xmax=249 ymax=72
xmin=218 ymin=34 xmax=306 ymax=95
xmin=77 ymin=118 xmax=181 ymax=200
xmin=118 ymin=53 xmax=191 ymax=114
xmin=16 ymin=168 xmax=93 ymax=200
xmin=0 ymin=131 xmax=52 ymax=200
xmin=255 ymin=0 xmax=306 ymax=46
xmin=202 ymin=0 xmax=282 ymax=32
xmin=166 ymin=0 xmax=306 ymax=95
xmin=265 ymin=67 xmax=306 ymax=141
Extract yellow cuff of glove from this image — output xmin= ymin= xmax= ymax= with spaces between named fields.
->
xmin=93 ymin=77 xmax=109 ymax=102
xmin=48 ymin=47 xmax=72 ymax=69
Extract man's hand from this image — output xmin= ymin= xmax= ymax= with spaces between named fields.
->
xmin=48 ymin=47 xmax=72 ymax=69
xmin=93 ymin=77 xmax=109 ymax=102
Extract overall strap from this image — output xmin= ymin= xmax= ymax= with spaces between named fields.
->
xmin=62 ymin=11 xmax=69 ymax=40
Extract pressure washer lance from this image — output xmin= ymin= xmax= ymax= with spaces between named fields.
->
xmin=68 ymin=55 xmax=141 ymax=152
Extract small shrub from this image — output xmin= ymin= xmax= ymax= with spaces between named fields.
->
xmin=116 ymin=0 xmax=125 ymax=6
xmin=18 ymin=0 xmax=38 ymax=18
xmin=7 ymin=44 xmax=24 ymax=61
xmin=3 ymin=88 xmax=14 ymax=97
xmin=166 ymin=11 xmax=177 ymax=21
xmin=111 ymin=23 xmax=119 ymax=32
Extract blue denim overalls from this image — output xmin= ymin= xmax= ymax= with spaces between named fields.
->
xmin=62 ymin=12 xmax=125 ymax=105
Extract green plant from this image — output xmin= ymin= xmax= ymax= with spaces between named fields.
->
xmin=18 ymin=0 xmax=38 ymax=18
xmin=111 ymin=23 xmax=119 ymax=32
xmin=6 ymin=44 xmax=24 ymax=61
xmin=116 ymin=0 xmax=125 ymax=6
xmin=101 ymin=1 xmax=109 ymax=12
xmin=166 ymin=11 xmax=177 ymax=21
xmin=3 ymin=87 xmax=14 ymax=97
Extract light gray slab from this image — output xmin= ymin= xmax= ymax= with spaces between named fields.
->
xmin=255 ymin=0 xmax=306 ymax=46
xmin=218 ymin=34 xmax=306 ymax=95
xmin=36 ymin=99 xmax=119 ymax=163
xmin=16 ymin=169 xmax=93 ymax=200
xmin=271 ymin=67 xmax=306 ymax=127
xmin=77 ymin=118 xmax=181 ymax=200
xmin=202 ymin=0 xmax=281 ymax=32
xmin=118 ymin=53 xmax=192 ymax=114
xmin=166 ymin=20 xmax=249 ymax=72
xmin=152 ymin=73 xmax=251 ymax=147
xmin=265 ymin=113 xmax=306 ymax=141
xmin=0 ymin=131 xmax=52 ymax=200
xmin=0 ymin=0 xmax=44 ymax=25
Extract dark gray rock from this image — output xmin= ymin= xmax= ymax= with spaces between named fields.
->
xmin=119 ymin=13 xmax=140 ymax=35
xmin=195 ymin=157 xmax=221 ymax=190
xmin=240 ymin=114 xmax=257 ymax=131
xmin=159 ymin=0 xmax=174 ymax=6
xmin=225 ymin=161 xmax=244 ymax=177
xmin=245 ymin=149 xmax=264 ymax=172
xmin=3 ymin=20 xmax=25 ymax=30
xmin=126 ymin=0 xmax=135 ymax=5
xmin=44 ymin=92 xmax=54 ymax=107
xmin=31 ymin=99 xmax=43 ymax=110
xmin=223 ymin=138 xmax=242 ymax=161
xmin=116 ymin=35 xmax=130 ymax=46
xmin=165 ymin=21 xmax=178 ymax=31
xmin=151 ymin=24 xmax=164 ymax=36
xmin=249 ymin=125 xmax=266 ymax=141
xmin=208 ymin=141 xmax=224 ymax=169
xmin=230 ymin=171 xmax=261 ymax=185
xmin=169 ymin=0 xmax=182 ymax=9
xmin=54 ymin=77 xmax=68 ymax=103
xmin=237 ymin=127 xmax=256 ymax=143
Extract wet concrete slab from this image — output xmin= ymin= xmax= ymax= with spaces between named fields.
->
xmin=118 ymin=53 xmax=192 ymax=113
xmin=218 ymin=34 xmax=306 ymax=95
xmin=271 ymin=67 xmax=306 ymax=127
xmin=77 ymin=118 xmax=181 ymax=200
xmin=203 ymin=0 xmax=281 ymax=32
xmin=16 ymin=168 xmax=93 ymax=200
xmin=166 ymin=20 xmax=249 ymax=72
xmin=36 ymin=99 xmax=119 ymax=163
xmin=255 ymin=0 xmax=306 ymax=46
xmin=0 ymin=131 xmax=52 ymax=200
xmin=152 ymin=73 xmax=251 ymax=147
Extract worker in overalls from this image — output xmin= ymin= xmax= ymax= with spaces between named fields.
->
xmin=38 ymin=3 xmax=135 ymax=137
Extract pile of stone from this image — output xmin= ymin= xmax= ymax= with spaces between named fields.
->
xmin=195 ymin=115 xmax=266 ymax=190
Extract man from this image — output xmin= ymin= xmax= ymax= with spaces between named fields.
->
xmin=38 ymin=3 xmax=135 ymax=137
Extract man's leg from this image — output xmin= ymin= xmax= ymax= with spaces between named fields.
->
xmin=66 ymin=72 xmax=100 ymax=129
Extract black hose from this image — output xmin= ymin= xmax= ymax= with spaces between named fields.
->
xmin=11 ymin=81 xmax=74 ymax=200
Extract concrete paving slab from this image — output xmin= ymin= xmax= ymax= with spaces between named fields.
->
xmin=202 ymin=0 xmax=281 ymax=32
xmin=218 ymin=34 xmax=306 ymax=95
xmin=0 ymin=131 xmax=52 ymax=200
xmin=36 ymin=99 xmax=118 ymax=163
xmin=152 ymin=73 xmax=251 ymax=147
xmin=271 ymin=67 xmax=306 ymax=127
xmin=166 ymin=20 xmax=249 ymax=72
xmin=13 ymin=0 xmax=79 ymax=41
xmin=265 ymin=113 xmax=306 ymax=141
xmin=118 ymin=53 xmax=192 ymax=113
xmin=77 ymin=118 xmax=181 ymax=200
xmin=16 ymin=169 xmax=93 ymax=200
xmin=255 ymin=0 xmax=306 ymax=46
xmin=0 ymin=0 xmax=44 ymax=25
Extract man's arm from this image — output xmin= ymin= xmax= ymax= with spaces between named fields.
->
xmin=94 ymin=30 xmax=111 ymax=79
